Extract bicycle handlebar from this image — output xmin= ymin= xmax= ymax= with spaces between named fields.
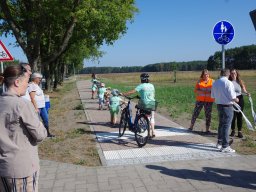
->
xmin=121 ymin=94 xmax=140 ymax=100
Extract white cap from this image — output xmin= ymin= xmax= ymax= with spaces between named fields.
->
xmin=31 ymin=72 xmax=42 ymax=79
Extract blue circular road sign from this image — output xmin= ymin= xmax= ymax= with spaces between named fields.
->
xmin=213 ymin=21 xmax=234 ymax=45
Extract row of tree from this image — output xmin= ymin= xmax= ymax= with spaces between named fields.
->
xmin=81 ymin=61 xmax=207 ymax=74
xmin=207 ymin=44 xmax=256 ymax=70
xmin=1 ymin=0 xmax=137 ymax=89
xmin=82 ymin=44 xmax=256 ymax=74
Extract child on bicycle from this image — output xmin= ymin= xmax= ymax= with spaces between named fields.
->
xmin=109 ymin=89 xmax=124 ymax=126
xmin=98 ymin=82 xmax=107 ymax=110
xmin=122 ymin=73 xmax=156 ymax=138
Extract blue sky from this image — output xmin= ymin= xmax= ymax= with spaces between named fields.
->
xmin=1 ymin=0 xmax=256 ymax=67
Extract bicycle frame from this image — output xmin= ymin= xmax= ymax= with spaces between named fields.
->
xmin=123 ymin=98 xmax=139 ymax=131
xmin=119 ymin=95 xmax=151 ymax=147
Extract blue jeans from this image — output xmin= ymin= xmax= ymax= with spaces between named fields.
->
xmin=39 ymin=107 xmax=49 ymax=129
xmin=217 ymin=105 xmax=234 ymax=148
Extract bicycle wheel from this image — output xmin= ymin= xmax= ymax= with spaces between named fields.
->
xmin=134 ymin=114 xmax=150 ymax=147
xmin=119 ymin=111 xmax=127 ymax=137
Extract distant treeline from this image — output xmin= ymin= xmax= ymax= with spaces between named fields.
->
xmin=207 ymin=44 xmax=256 ymax=70
xmin=81 ymin=44 xmax=256 ymax=74
xmin=80 ymin=61 xmax=207 ymax=74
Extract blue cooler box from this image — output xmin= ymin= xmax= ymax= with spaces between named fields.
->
xmin=45 ymin=95 xmax=50 ymax=112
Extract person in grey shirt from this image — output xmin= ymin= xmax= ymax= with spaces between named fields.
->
xmin=0 ymin=65 xmax=47 ymax=192
xmin=229 ymin=69 xmax=250 ymax=138
xmin=211 ymin=69 xmax=238 ymax=153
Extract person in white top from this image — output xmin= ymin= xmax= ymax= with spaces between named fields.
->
xmin=28 ymin=72 xmax=55 ymax=137
xmin=211 ymin=69 xmax=239 ymax=153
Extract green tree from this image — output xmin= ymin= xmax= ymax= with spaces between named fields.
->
xmin=0 ymin=0 xmax=138 ymax=72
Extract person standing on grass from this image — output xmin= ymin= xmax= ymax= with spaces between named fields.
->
xmin=0 ymin=65 xmax=47 ymax=192
xmin=189 ymin=69 xmax=215 ymax=133
xmin=122 ymin=73 xmax=156 ymax=138
xmin=229 ymin=69 xmax=250 ymax=138
xmin=211 ymin=69 xmax=238 ymax=153
xmin=28 ymin=72 xmax=55 ymax=137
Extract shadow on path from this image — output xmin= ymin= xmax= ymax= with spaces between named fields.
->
xmin=156 ymin=125 xmax=217 ymax=137
xmin=146 ymin=165 xmax=256 ymax=190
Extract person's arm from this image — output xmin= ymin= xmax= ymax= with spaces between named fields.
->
xmin=20 ymin=101 xmax=47 ymax=142
xmin=228 ymin=82 xmax=239 ymax=103
xmin=122 ymin=89 xmax=137 ymax=96
xmin=241 ymin=80 xmax=250 ymax=96
xmin=29 ymin=91 xmax=39 ymax=113
xmin=194 ymin=80 xmax=200 ymax=96
xmin=211 ymin=82 xmax=216 ymax=99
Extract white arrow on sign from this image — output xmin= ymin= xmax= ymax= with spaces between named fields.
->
xmin=0 ymin=40 xmax=14 ymax=61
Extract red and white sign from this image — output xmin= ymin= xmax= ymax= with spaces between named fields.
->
xmin=0 ymin=40 xmax=14 ymax=61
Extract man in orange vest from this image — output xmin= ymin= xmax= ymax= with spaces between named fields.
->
xmin=189 ymin=69 xmax=215 ymax=133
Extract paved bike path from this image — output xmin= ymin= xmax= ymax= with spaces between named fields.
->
xmin=77 ymin=80 xmax=237 ymax=166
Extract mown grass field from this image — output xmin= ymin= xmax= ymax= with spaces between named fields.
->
xmin=80 ymin=70 xmax=256 ymax=154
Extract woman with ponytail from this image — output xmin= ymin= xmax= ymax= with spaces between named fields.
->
xmin=0 ymin=65 xmax=47 ymax=192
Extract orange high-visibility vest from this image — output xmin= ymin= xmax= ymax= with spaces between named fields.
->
xmin=194 ymin=78 xmax=215 ymax=102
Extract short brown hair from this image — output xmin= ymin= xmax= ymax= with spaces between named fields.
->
xmin=220 ymin=69 xmax=230 ymax=77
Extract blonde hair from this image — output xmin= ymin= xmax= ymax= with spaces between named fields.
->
xmin=200 ymin=69 xmax=209 ymax=79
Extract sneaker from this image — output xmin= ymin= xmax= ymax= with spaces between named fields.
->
xmin=216 ymin=144 xmax=222 ymax=149
xmin=238 ymin=131 xmax=243 ymax=138
xmin=221 ymin=146 xmax=235 ymax=153
xmin=230 ymin=130 xmax=235 ymax=137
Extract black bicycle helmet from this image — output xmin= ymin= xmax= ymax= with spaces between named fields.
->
xmin=140 ymin=73 xmax=149 ymax=81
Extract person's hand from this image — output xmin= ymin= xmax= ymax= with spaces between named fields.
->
xmin=235 ymin=98 xmax=239 ymax=103
xmin=247 ymin=92 xmax=251 ymax=97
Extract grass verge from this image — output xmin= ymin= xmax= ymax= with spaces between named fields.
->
xmin=38 ymin=78 xmax=101 ymax=166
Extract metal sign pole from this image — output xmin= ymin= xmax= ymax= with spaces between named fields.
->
xmin=222 ymin=44 xmax=225 ymax=69
xmin=1 ymin=61 xmax=3 ymax=73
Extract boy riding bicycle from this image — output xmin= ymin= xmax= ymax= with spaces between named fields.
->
xmin=122 ymin=73 xmax=156 ymax=138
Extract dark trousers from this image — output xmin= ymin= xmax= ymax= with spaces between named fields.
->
xmin=231 ymin=95 xmax=244 ymax=132
xmin=190 ymin=101 xmax=213 ymax=128
xmin=217 ymin=105 xmax=234 ymax=148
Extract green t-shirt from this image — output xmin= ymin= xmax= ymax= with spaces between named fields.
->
xmin=110 ymin=96 xmax=122 ymax=108
xmin=98 ymin=87 xmax=107 ymax=99
xmin=109 ymin=96 xmax=122 ymax=114
xmin=135 ymin=83 xmax=155 ymax=109
xmin=91 ymin=84 xmax=97 ymax=91
xmin=91 ymin=79 xmax=98 ymax=89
